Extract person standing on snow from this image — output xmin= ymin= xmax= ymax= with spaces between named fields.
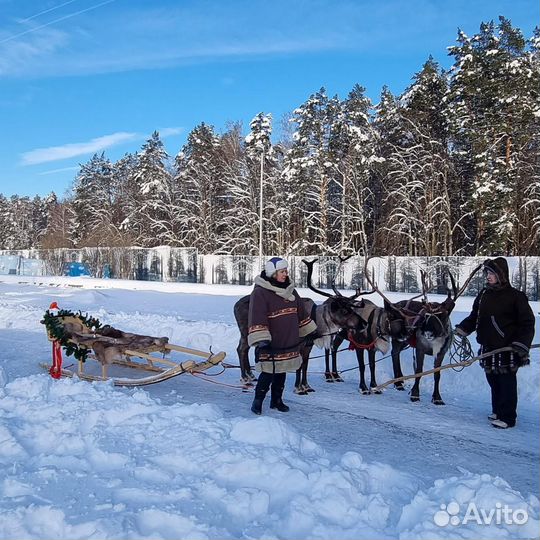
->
xmin=455 ymin=257 xmax=535 ymax=429
xmin=248 ymin=257 xmax=317 ymax=415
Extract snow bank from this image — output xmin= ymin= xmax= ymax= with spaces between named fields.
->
xmin=1 ymin=375 xmax=537 ymax=540
xmin=0 ymin=279 xmax=538 ymax=539
xmin=399 ymin=471 xmax=540 ymax=539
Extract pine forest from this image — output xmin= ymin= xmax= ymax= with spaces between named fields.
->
xmin=2 ymin=19 xmax=539 ymax=257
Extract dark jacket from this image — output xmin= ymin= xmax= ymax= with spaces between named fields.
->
xmin=457 ymin=257 xmax=535 ymax=373
xmin=248 ymin=273 xmax=317 ymax=374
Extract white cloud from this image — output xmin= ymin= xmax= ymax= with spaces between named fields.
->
xmin=0 ymin=27 xmax=68 ymax=77
xmin=21 ymin=132 xmax=139 ymax=165
xmin=0 ymin=2 xmax=358 ymax=78
xmin=0 ymin=1 xmax=535 ymax=79
xmin=37 ymin=166 xmax=80 ymax=176
xmin=158 ymin=127 xmax=184 ymax=137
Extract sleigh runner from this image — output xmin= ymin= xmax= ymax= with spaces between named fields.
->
xmin=40 ymin=304 xmax=226 ymax=387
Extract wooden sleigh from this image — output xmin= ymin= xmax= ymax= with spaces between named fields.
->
xmin=41 ymin=311 xmax=226 ymax=387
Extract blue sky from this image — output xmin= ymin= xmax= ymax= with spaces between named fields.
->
xmin=1 ymin=0 xmax=537 ymax=198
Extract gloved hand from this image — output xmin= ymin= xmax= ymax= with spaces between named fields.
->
xmin=254 ymin=341 xmax=271 ymax=363
xmin=453 ymin=327 xmax=467 ymax=338
xmin=511 ymin=343 xmax=529 ymax=359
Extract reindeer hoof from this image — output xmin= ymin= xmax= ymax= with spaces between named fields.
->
xmin=333 ymin=375 xmax=344 ymax=382
xmin=395 ymin=384 xmax=405 ymax=391
xmin=325 ymin=373 xmax=334 ymax=382
xmin=410 ymin=396 xmax=420 ymax=402
xmin=241 ymin=373 xmax=257 ymax=385
xmin=371 ymin=389 xmax=382 ymax=395
xmin=359 ymin=387 xmax=370 ymax=395
xmin=294 ymin=387 xmax=308 ymax=395
xmin=432 ymin=398 xmax=445 ymax=405
xmin=305 ymin=385 xmax=316 ymax=393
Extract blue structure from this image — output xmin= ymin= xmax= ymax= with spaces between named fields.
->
xmin=102 ymin=264 xmax=112 ymax=279
xmin=62 ymin=262 xmax=92 ymax=277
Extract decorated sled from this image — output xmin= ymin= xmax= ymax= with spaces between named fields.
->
xmin=40 ymin=303 xmax=226 ymax=387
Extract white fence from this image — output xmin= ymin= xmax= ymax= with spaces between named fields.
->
xmin=0 ymin=249 xmax=538 ymax=299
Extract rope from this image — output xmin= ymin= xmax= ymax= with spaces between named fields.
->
xmin=336 ymin=350 xmax=399 ymax=374
xmin=448 ymin=333 xmax=474 ymax=372
xmin=308 ymin=346 xmax=349 ymax=360
xmin=222 ymin=362 xmax=241 ymax=369
xmin=190 ymin=371 xmax=253 ymax=390
xmin=373 ymin=343 xmax=540 ymax=392
xmin=193 ymin=365 xmax=226 ymax=376
xmin=205 ymin=343 xmax=537 ymax=389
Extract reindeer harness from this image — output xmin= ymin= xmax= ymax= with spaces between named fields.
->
xmin=397 ymin=300 xmax=450 ymax=346
xmin=347 ymin=302 xmax=388 ymax=351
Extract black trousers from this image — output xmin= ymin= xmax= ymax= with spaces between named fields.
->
xmin=255 ymin=371 xmax=286 ymax=402
xmin=485 ymin=370 xmax=518 ymax=426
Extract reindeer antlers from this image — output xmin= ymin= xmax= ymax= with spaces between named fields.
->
xmin=303 ymin=256 xmax=370 ymax=300
xmin=363 ymin=256 xmax=396 ymax=307
xmin=420 ymin=270 xmax=432 ymax=302
xmin=455 ymin=264 xmax=482 ymax=299
xmin=302 ymin=258 xmax=335 ymax=299
xmin=330 ymin=255 xmax=374 ymax=299
xmin=432 ymin=263 xmax=481 ymax=304
xmin=330 ymin=256 xmax=350 ymax=297
xmin=307 ymin=257 xmax=482 ymax=305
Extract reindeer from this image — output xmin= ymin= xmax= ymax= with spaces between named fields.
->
xmin=233 ymin=260 xmax=365 ymax=394
xmin=233 ymin=294 xmax=263 ymax=385
xmin=365 ymin=261 xmax=481 ymax=404
xmin=324 ymin=300 xmax=393 ymax=394
xmin=303 ymin=257 xmax=393 ymax=394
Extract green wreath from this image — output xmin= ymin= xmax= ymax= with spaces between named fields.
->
xmin=41 ymin=309 xmax=102 ymax=362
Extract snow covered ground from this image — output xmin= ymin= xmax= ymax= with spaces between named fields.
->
xmin=0 ymin=275 xmax=538 ymax=540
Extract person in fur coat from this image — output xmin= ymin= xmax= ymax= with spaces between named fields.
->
xmin=248 ymin=257 xmax=317 ymax=415
xmin=455 ymin=257 xmax=535 ymax=429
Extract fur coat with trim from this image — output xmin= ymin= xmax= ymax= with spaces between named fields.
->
xmin=247 ymin=274 xmax=317 ymax=374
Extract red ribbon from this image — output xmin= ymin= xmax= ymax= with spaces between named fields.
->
xmin=50 ymin=340 xmax=63 ymax=379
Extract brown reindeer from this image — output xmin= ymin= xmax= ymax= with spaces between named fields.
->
xmin=303 ymin=257 xmax=393 ymax=394
xmin=365 ymin=260 xmax=481 ymax=404
xmin=324 ymin=299 xmax=392 ymax=394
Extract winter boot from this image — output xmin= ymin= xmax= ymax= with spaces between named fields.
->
xmin=251 ymin=396 xmax=264 ymax=415
xmin=251 ymin=373 xmax=272 ymax=415
xmin=270 ymin=399 xmax=290 ymax=412
xmin=270 ymin=375 xmax=289 ymax=412
xmin=491 ymin=419 xmax=514 ymax=429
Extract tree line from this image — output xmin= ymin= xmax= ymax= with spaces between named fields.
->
xmin=1 ymin=18 xmax=539 ymax=257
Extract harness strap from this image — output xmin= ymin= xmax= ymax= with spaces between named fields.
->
xmin=347 ymin=329 xmax=377 ymax=350
xmin=409 ymin=308 xmax=425 ymax=329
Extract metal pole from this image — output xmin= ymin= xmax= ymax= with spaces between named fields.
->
xmin=258 ymin=149 xmax=264 ymax=270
